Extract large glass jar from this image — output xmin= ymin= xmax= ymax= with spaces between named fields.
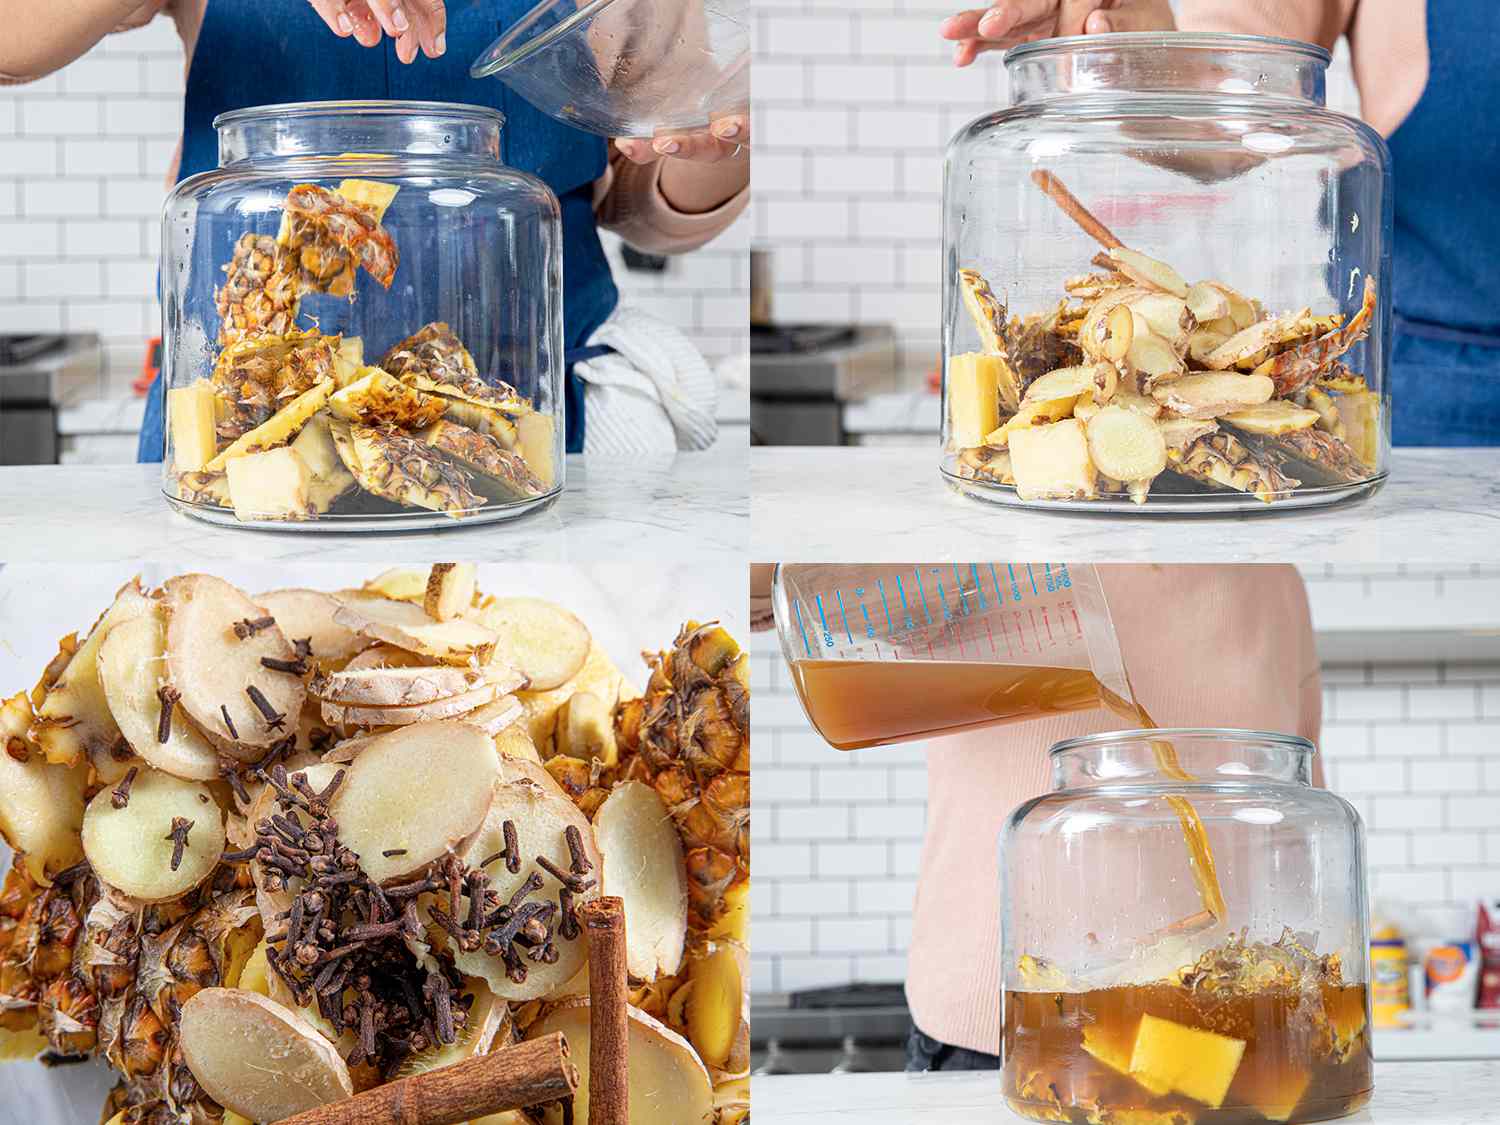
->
xmin=161 ymin=101 xmax=564 ymax=529
xmin=1000 ymin=730 xmax=1373 ymax=1124
xmin=943 ymin=34 xmax=1391 ymax=512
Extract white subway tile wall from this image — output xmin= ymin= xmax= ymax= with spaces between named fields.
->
xmin=0 ymin=23 xmax=745 ymax=408
xmin=752 ymin=3 xmax=1361 ymax=380
xmin=750 ymin=565 xmax=1500 ymax=997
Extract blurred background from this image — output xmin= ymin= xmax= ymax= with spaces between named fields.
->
xmin=0 ymin=20 xmax=749 ymax=465
xmin=750 ymin=563 xmax=1500 ymax=1071
xmin=748 ymin=3 xmax=1361 ymax=446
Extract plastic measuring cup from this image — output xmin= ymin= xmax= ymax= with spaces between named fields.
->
xmin=772 ymin=563 xmax=1132 ymax=750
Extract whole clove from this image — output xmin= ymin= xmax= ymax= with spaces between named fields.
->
xmin=232 ymin=615 xmax=277 ymax=639
xmin=111 ymin=766 xmax=139 ymax=810
xmin=164 ymin=817 xmax=194 ymax=872
xmin=503 ymin=819 xmax=521 ymax=874
xmin=381 ymin=848 xmax=408 ymax=858
xmin=220 ymin=704 xmax=239 ymax=741
xmin=293 ymin=636 xmax=314 ymax=660
xmin=535 ymin=855 xmax=596 ymax=894
xmin=565 ymin=824 xmax=592 ymax=875
xmin=155 ymin=685 xmax=181 ymax=744
xmin=260 ymin=655 xmax=309 ymax=676
xmin=245 ymin=683 xmax=287 ymax=731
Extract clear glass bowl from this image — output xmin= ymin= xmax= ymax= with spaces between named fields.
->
xmin=1000 ymin=729 xmax=1373 ymax=1123
xmin=160 ymin=101 xmax=564 ymax=530
xmin=943 ymin=34 xmax=1391 ymax=513
xmin=471 ymin=0 xmax=750 ymax=138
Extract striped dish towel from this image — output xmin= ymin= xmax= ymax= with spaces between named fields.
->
xmin=574 ymin=305 xmax=719 ymax=454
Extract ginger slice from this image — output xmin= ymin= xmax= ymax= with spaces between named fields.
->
xmin=82 ymin=769 xmax=225 ymax=902
xmin=527 ymin=1001 xmax=713 ymax=1125
xmin=1151 ymin=372 xmax=1274 ymax=420
xmin=425 ymin=563 xmax=478 ymax=622
xmin=1184 ymin=281 xmax=1230 ymax=323
xmin=255 ymin=587 xmax=367 ymax=665
xmin=179 ymin=988 xmax=353 ymax=1121
xmin=595 ymin=781 xmax=689 ymax=980
xmin=1105 ymin=247 xmax=1189 ymax=299
xmin=163 ymin=574 xmax=306 ymax=759
xmin=328 ymin=719 xmax=498 ymax=883
xmin=320 ymin=681 xmax=500 ymax=728
xmin=1220 ymin=400 xmax=1321 ymax=436
xmin=334 ymin=590 xmax=500 ymax=666
xmin=470 ymin=597 xmax=591 ymax=691
xmin=98 ymin=610 xmax=220 ymax=782
xmin=1023 ymin=363 xmax=1118 ymax=407
xmin=1084 ymin=406 xmax=1167 ymax=496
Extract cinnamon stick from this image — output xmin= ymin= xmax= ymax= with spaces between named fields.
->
xmin=277 ymin=1033 xmax=577 ymax=1125
xmin=1030 ymin=169 xmax=1123 ymax=250
xmin=580 ymin=896 xmax=629 ymax=1125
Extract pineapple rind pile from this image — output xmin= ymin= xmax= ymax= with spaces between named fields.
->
xmin=948 ymin=180 xmax=1384 ymax=506
xmin=169 ymin=180 xmax=556 ymax=523
xmin=0 ymin=565 xmax=749 ymax=1125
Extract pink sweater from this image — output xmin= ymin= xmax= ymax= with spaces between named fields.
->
xmin=905 ymin=564 xmax=1323 ymax=1054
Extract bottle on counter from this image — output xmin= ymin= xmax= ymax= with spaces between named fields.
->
xmin=1370 ymin=902 xmax=1412 ymax=1029
xmin=1479 ymin=899 xmax=1500 ymax=1011
xmin=1420 ymin=905 xmax=1479 ymax=1014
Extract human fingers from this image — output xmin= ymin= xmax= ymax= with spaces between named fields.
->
xmin=613 ymin=139 xmax=657 ymax=165
xmin=708 ymin=113 xmax=749 ymax=147
xmin=345 ymin=0 xmax=386 ymax=46
xmin=360 ymin=0 xmax=410 ymax=41
xmin=974 ymin=0 xmax=1063 ymax=41
xmin=652 ymin=132 xmax=746 ymax=164
xmin=1084 ymin=0 xmax=1174 ymax=33
xmin=307 ymin=0 xmax=357 ymax=37
xmin=940 ymin=8 xmax=995 ymax=42
xmin=407 ymin=0 xmax=446 ymax=58
xmin=1056 ymin=0 xmax=1105 ymax=36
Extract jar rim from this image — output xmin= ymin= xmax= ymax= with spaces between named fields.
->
xmin=1005 ymin=31 xmax=1331 ymax=68
xmin=471 ymin=0 xmax=619 ymax=79
xmin=213 ymin=100 xmax=507 ymax=131
xmin=1048 ymin=727 xmax=1316 ymax=758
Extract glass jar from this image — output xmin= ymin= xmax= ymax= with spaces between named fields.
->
xmin=943 ymin=34 xmax=1391 ymax=512
xmin=1000 ymin=729 xmax=1373 ymax=1124
xmin=161 ymin=101 xmax=564 ymax=529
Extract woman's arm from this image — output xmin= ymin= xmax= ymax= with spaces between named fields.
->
xmin=593 ymin=147 xmax=748 ymax=256
xmin=0 ymin=0 xmax=163 ymax=82
xmin=1176 ymin=0 xmax=1349 ymax=49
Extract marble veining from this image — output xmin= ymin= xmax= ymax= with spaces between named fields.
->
xmin=754 ymin=1062 xmax=1500 ymax=1124
xmin=0 ymin=451 xmax=748 ymax=563
xmin=752 ymin=448 xmax=1500 ymax=562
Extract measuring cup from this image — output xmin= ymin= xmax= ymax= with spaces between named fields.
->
xmin=771 ymin=563 xmax=1132 ymax=750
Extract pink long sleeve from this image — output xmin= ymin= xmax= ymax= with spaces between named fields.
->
xmin=593 ymin=151 xmax=748 ymax=256
xmin=904 ymin=564 xmax=1323 ymax=1055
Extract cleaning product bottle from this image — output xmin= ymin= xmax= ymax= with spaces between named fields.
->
xmin=1370 ymin=902 xmax=1412 ymax=1028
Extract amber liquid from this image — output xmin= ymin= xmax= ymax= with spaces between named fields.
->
xmin=789 ymin=659 xmax=1105 ymax=750
xmin=1003 ymin=980 xmax=1373 ymax=1124
xmin=789 ymin=658 xmax=1229 ymax=921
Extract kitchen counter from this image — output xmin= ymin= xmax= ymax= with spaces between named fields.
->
xmin=754 ymin=1061 xmax=1500 ymax=1123
xmin=0 ymin=453 xmax=747 ymax=562
xmin=750 ymin=447 xmax=1499 ymax=562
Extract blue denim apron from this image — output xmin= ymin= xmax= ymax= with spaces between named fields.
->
xmin=1385 ymin=0 xmax=1500 ymax=446
xmin=138 ymin=0 xmax=617 ymax=460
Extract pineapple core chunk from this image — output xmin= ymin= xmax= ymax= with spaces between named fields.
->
xmin=226 ymin=446 xmax=314 ymax=521
xmin=1128 ymin=1013 xmax=1245 ymax=1108
xmin=515 ymin=411 xmax=556 ymax=489
xmin=947 ymin=352 xmax=1003 ymax=449
xmin=168 ymin=379 xmax=218 ymax=472
xmin=1008 ymin=418 xmax=1097 ymax=501
xmin=1335 ymin=390 xmax=1381 ymax=468
xmin=337 ymin=178 xmax=400 ymax=221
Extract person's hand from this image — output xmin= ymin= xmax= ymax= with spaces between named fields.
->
xmin=940 ymin=0 xmax=1174 ymax=67
xmin=614 ymin=112 xmax=750 ymax=166
xmin=306 ymin=0 xmax=446 ymax=64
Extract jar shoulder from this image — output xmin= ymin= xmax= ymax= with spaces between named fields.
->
xmin=1005 ymin=782 xmax=1363 ymax=837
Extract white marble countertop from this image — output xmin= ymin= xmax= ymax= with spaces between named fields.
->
xmin=751 ymin=447 xmax=1500 ymax=563
xmin=753 ymin=1062 xmax=1500 ymax=1124
xmin=0 ymin=452 xmax=747 ymax=563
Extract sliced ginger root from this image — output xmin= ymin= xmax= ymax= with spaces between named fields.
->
xmin=81 ymin=769 xmax=225 ymax=902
